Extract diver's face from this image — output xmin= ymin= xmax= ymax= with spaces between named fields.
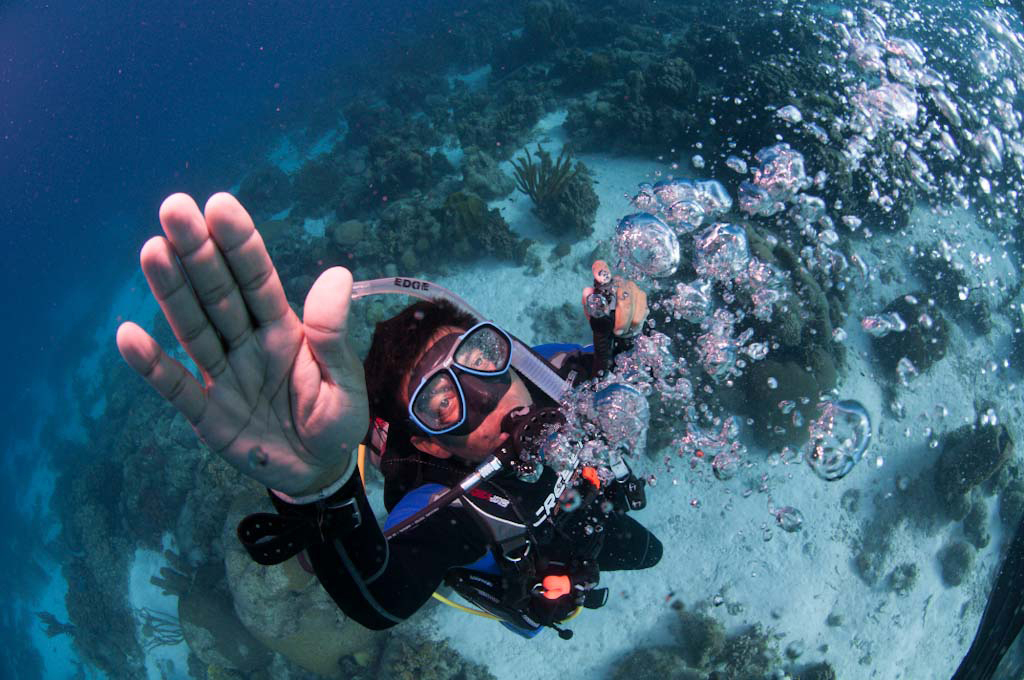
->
xmin=404 ymin=326 xmax=533 ymax=463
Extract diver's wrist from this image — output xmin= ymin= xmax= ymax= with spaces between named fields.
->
xmin=272 ymin=453 xmax=357 ymax=505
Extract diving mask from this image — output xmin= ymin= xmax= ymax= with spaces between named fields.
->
xmin=407 ymin=322 xmax=515 ymax=436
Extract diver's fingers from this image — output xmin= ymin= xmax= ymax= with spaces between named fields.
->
xmin=203 ymin=193 xmax=292 ymax=329
xmin=614 ymin=281 xmax=648 ymax=336
xmin=159 ymin=194 xmax=253 ymax=351
xmin=629 ymin=284 xmax=648 ymax=334
xmin=581 ymin=286 xmax=595 ymax=320
xmin=301 ymin=267 xmax=363 ymax=387
xmin=140 ymin=236 xmax=230 ymax=379
xmin=116 ymin=322 xmax=207 ymax=424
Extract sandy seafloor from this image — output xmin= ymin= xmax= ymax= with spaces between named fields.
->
xmin=28 ymin=108 xmax=1023 ymax=679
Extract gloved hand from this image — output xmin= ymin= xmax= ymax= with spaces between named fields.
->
xmin=116 ymin=193 xmax=368 ymax=497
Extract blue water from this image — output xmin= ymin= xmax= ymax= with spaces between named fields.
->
xmin=0 ymin=1 xmax=470 ymax=676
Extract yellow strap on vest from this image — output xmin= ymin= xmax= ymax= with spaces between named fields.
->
xmin=357 ymin=443 xmax=366 ymax=486
xmin=357 ymin=441 xmax=581 ymax=628
xmin=431 ymin=592 xmax=502 ymax=620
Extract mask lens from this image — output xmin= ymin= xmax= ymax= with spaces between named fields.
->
xmin=454 ymin=326 xmax=511 ymax=373
xmin=411 ymin=371 xmax=463 ymax=432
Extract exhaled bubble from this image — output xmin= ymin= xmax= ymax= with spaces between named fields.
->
xmin=693 ymin=180 xmax=734 ymax=216
xmin=592 ymin=383 xmax=650 ymax=457
xmin=664 ymin=199 xmax=705 ymax=233
xmin=774 ymin=506 xmax=804 ymax=532
xmin=664 ymin=279 xmax=713 ymax=323
xmin=896 ymin=356 xmax=918 ymax=385
xmin=776 ymin=104 xmax=803 ymax=123
xmin=804 ymin=400 xmax=872 ymax=481
xmin=842 ymin=215 xmax=862 ymax=229
xmin=614 ymin=212 xmax=680 ymax=278
xmin=752 ymin=143 xmax=810 ymax=201
xmin=853 ymin=82 xmax=919 ymax=128
xmin=860 ymin=311 xmax=907 ymax=337
xmin=726 ymin=155 xmax=748 ymax=174
xmin=930 ymin=89 xmax=962 ymax=128
xmin=652 ymin=178 xmax=696 ymax=206
xmin=739 ymin=181 xmax=781 ymax=216
xmin=712 ymin=451 xmax=739 ymax=480
xmin=631 ymin=183 xmax=657 ymax=211
xmin=694 ymin=223 xmax=751 ymax=281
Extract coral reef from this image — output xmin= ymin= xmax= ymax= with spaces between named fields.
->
xmin=870 ymin=293 xmax=950 ymax=376
xmin=934 ymin=417 xmax=1013 ymax=509
xmin=794 ymin=661 xmax=838 ymax=680
xmin=364 ymin=133 xmax=455 ymax=204
xmin=332 ymin=219 xmax=366 ymax=248
xmin=549 ymin=48 xmax=621 ymax=93
xmin=376 ymin=632 xmax=496 ymax=680
xmin=512 ymin=144 xmax=598 ymax=238
xmin=712 ymin=624 xmax=780 ymax=680
xmin=53 ymin=441 xmax=144 ymax=678
xmin=609 ymin=647 xmax=702 ymax=680
xmin=522 ymin=0 xmax=577 ymax=53
xmin=963 ymin=501 xmax=991 ymax=549
xmin=511 ymin=144 xmax=578 ymax=209
xmin=938 ymin=541 xmax=975 ymax=587
xmin=292 ymin=156 xmax=345 ymax=219
xmin=675 ymin=606 xmax=726 ymax=670
xmin=36 ymin=611 xmax=75 ymax=638
xmin=729 ymin=355 xmax=837 ymax=450
xmin=887 ymin=563 xmax=919 ymax=597
xmin=441 ymin=191 xmax=533 ymax=262
xmin=136 ymin=608 xmax=184 ymax=651
xmin=460 ymin=146 xmax=515 ymax=200
xmin=455 ymin=90 xmax=547 ymax=155
xmin=912 ymin=241 xmax=993 ymax=334
xmin=1000 ymin=480 xmax=1024 ymax=528
xmin=236 ymin=165 xmax=293 ymax=221
xmin=366 ymin=191 xmax=532 ymax=278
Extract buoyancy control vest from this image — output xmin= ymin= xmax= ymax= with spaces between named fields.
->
xmin=377 ymin=442 xmax=628 ymax=638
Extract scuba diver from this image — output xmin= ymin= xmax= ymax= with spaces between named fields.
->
xmin=116 ymin=192 xmax=661 ymax=639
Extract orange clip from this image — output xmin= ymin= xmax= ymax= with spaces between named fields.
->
xmin=541 ymin=575 xmax=572 ymax=599
xmin=582 ymin=466 xmax=601 ymax=489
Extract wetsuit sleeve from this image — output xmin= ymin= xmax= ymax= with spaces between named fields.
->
xmin=532 ymin=343 xmax=598 ymax=383
xmin=242 ymin=470 xmax=489 ymax=631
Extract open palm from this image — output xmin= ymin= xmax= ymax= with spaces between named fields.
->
xmin=117 ymin=193 xmax=367 ymax=496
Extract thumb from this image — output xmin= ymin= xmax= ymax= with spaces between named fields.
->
xmin=303 ymin=267 xmax=359 ymax=385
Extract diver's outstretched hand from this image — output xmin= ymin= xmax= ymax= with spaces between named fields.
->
xmin=116 ymin=193 xmax=367 ymax=496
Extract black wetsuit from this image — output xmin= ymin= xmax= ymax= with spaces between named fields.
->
xmin=239 ymin=343 xmax=662 ymax=633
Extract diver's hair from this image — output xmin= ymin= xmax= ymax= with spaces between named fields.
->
xmin=362 ymin=299 xmax=477 ymax=435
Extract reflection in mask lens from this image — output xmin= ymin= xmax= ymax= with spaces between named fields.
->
xmin=454 ymin=327 xmax=510 ymax=372
xmin=412 ymin=371 xmax=463 ymax=432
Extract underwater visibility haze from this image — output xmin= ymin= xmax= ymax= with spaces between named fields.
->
xmin=5 ymin=0 xmax=1024 ymax=678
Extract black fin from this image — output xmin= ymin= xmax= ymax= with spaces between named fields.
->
xmin=952 ymin=513 xmax=1024 ymax=680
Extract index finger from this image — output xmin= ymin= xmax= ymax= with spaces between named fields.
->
xmin=203 ymin=193 xmax=291 ymax=327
